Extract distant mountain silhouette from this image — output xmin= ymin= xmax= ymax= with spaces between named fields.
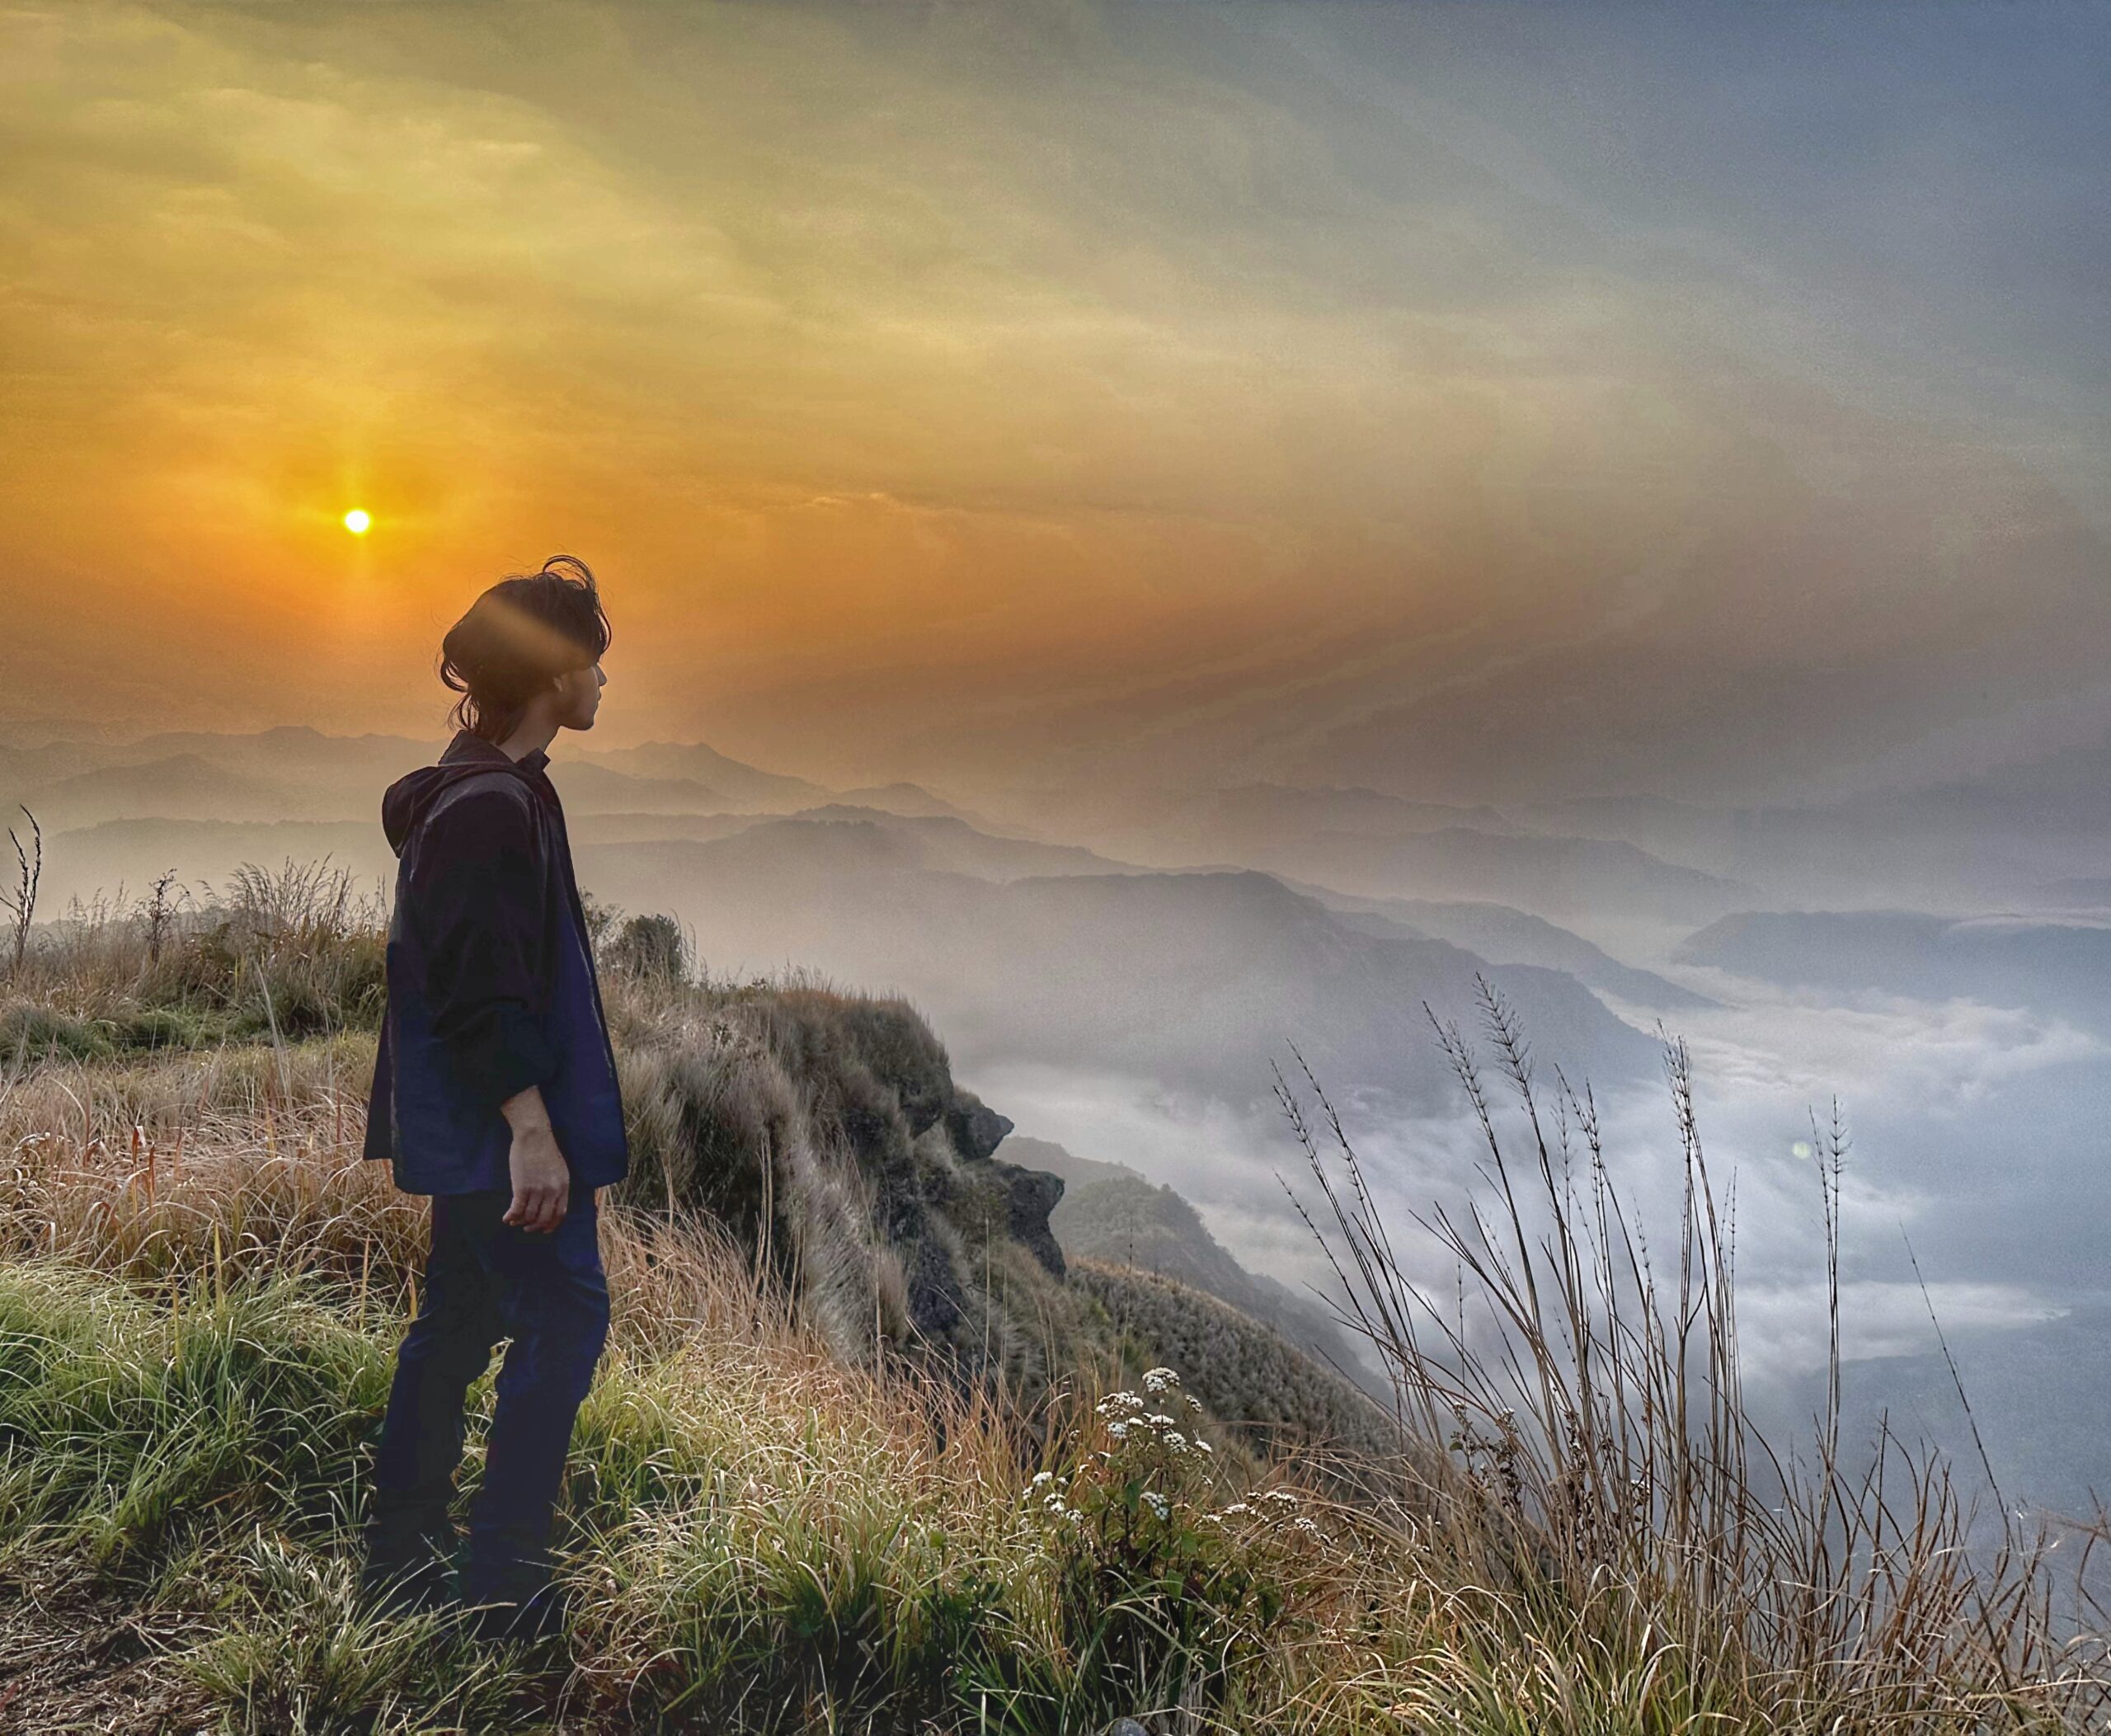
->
xmin=576 ymin=821 xmax=1659 ymax=1107
xmin=1290 ymin=886 xmax=1716 ymax=1012
xmin=1510 ymin=733 xmax=2111 ymax=909
xmin=831 ymin=783 xmax=990 ymax=825
xmin=986 ymin=780 xmax=1509 ymax=849
xmin=540 ymin=764 xmax=732 ymax=815
xmin=3 ymin=749 xmax=730 ymax=830
xmin=20 ymin=753 xmax=377 ymax=827
xmin=1881 ymin=732 xmax=2111 ymax=837
xmin=1167 ymin=826 xmax=1750 ymax=939
xmin=976 ymin=783 xmax=1749 ymax=939
xmin=739 ymin=809 xmax=1136 ymax=880
xmin=571 ymin=739 xmax=831 ymax=808
xmin=0 ymin=727 xmax=1012 ymax=849
xmin=38 ymin=796 xmax=1655 ymax=1113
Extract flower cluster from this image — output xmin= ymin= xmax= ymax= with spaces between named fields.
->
xmin=1095 ymin=1371 xmax=1212 ymax=1458
xmin=1027 ymin=1366 xmax=1338 ymax=1708
xmin=1021 ymin=1367 xmax=1343 ymax=1574
xmin=1016 ymin=1371 xmax=1217 ymax=1544
xmin=1025 ymin=1467 xmax=1085 ymax=1526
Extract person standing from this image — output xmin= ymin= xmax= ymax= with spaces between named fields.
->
xmin=357 ymin=555 xmax=629 ymax=1643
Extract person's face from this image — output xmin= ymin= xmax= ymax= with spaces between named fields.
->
xmin=554 ymin=660 xmax=606 ymax=730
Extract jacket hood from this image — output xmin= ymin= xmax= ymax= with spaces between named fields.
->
xmin=380 ymin=732 xmax=550 ymax=856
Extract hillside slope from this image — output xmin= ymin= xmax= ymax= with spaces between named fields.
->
xmin=604 ymin=977 xmax=1086 ymax=1403
xmin=1014 ymin=1135 xmax=1374 ymax=1388
xmin=1071 ymin=1259 xmax=1404 ymax=1464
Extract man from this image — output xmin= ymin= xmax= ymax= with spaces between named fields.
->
xmin=357 ymin=554 xmax=630 ymax=1644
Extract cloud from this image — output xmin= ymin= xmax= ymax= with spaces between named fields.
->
xmin=976 ymin=957 xmax=2110 ymax=1402
xmin=3 ymin=2 xmax=2105 ymax=793
xmin=1667 ymin=980 xmax=2110 ymax=1113
xmin=1733 ymin=1278 xmax=2059 ymax=1387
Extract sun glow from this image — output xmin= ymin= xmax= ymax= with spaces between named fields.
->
xmin=342 ymin=509 xmax=371 ymax=534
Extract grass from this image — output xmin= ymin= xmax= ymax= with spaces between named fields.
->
xmin=0 ymin=864 xmax=2101 ymax=1730
xmin=0 ymin=1222 xmax=1352 ymax=1732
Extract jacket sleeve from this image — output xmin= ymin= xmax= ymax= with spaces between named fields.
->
xmin=411 ymin=781 xmax=559 ymax=1109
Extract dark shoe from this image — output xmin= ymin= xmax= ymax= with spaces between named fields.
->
xmin=462 ymin=1578 xmax=573 ymax=1647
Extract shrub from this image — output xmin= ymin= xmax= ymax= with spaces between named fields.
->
xmin=1022 ymin=1369 xmax=1333 ymax=1725
xmin=604 ymin=912 xmax=691 ymax=985
xmin=0 ymin=1000 xmax=115 ymax=1063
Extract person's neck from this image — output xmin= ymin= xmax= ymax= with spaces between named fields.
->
xmin=494 ymin=707 xmax=562 ymax=764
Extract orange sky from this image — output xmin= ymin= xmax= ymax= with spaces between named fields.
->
xmin=4 ymin=2 xmax=2106 ymax=800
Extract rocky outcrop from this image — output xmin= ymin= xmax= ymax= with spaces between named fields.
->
xmin=990 ymin=1160 xmax=1065 ymax=1280
xmin=946 ymin=1092 xmax=1013 ymax=1162
xmin=610 ymin=984 xmax=1078 ymax=1399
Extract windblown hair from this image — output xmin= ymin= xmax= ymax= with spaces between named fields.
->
xmin=439 ymin=555 xmax=612 ymax=741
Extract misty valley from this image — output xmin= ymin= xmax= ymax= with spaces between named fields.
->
xmin=8 ymin=717 xmax=2109 ymax=1528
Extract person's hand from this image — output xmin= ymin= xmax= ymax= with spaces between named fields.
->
xmin=499 ymin=1086 xmax=569 ymax=1232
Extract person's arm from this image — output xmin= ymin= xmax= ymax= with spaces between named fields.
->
xmin=415 ymin=783 xmax=570 ymax=1230
xmin=499 ymin=1082 xmax=570 ymax=1233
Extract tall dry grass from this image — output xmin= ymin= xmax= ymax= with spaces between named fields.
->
xmin=1 ymin=857 xmax=387 ymax=1063
xmin=1276 ymin=974 xmax=2111 ymax=1730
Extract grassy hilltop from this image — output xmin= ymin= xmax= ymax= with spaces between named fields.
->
xmin=0 ymin=862 xmax=2100 ymax=1733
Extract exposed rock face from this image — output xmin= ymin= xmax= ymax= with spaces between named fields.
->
xmin=990 ymin=1160 xmax=1066 ymax=1280
xmin=611 ymin=985 xmax=1075 ymax=1398
xmin=946 ymin=1093 xmax=1013 ymax=1162
xmin=903 ymin=1231 xmax=966 ymax=1342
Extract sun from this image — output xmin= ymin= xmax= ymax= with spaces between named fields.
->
xmin=342 ymin=509 xmax=372 ymax=534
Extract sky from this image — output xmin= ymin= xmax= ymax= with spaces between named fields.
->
xmin=3 ymin=0 xmax=2106 ymax=802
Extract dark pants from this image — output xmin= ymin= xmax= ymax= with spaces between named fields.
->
xmin=363 ymin=1187 xmax=611 ymax=1605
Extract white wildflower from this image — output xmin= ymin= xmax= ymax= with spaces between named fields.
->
xmin=1142 ymin=1367 xmax=1179 ymax=1393
xmin=1142 ymin=1492 xmax=1170 ymax=1519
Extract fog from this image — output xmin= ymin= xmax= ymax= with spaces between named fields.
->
xmin=12 ymin=714 xmax=2111 ymax=1514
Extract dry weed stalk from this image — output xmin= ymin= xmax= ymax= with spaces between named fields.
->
xmin=1 ymin=805 xmax=40 ymax=978
xmin=1276 ymin=974 xmax=2110 ymax=1727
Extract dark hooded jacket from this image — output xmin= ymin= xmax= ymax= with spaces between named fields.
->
xmin=363 ymin=730 xmax=629 ymax=1195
